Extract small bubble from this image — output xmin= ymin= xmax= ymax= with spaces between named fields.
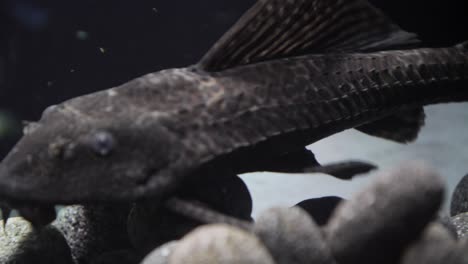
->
xmin=76 ymin=30 xmax=89 ymax=40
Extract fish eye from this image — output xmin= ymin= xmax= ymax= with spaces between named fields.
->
xmin=90 ymin=131 xmax=115 ymax=156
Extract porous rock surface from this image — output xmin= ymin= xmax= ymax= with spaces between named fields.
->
xmin=53 ymin=204 xmax=131 ymax=264
xmin=0 ymin=217 xmax=74 ymax=264
xmin=451 ymin=174 xmax=468 ymax=216
xmin=452 ymin=212 xmax=468 ymax=238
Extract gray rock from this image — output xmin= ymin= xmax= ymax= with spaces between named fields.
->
xmin=169 ymin=224 xmax=275 ymax=264
xmin=140 ymin=241 xmax=178 ymax=264
xmin=128 ymin=174 xmax=252 ymax=253
xmin=325 ymin=162 xmax=445 ymax=264
xmin=53 ymin=204 xmax=131 ymax=264
xmin=454 ymin=237 xmax=468 ymax=262
xmin=0 ymin=217 xmax=74 ymax=264
xmin=400 ymin=222 xmax=461 ymax=264
xmin=451 ymin=174 xmax=468 ymax=216
xmin=451 ymin=212 xmax=468 ymax=238
xmin=91 ymin=249 xmax=141 ymax=264
xmin=437 ymin=214 xmax=459 ymax=239
xmin=254 ymin=207 xmax=336 ymax=264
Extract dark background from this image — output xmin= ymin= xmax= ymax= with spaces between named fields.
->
xmin=1 ymin=0 xmax=467 ymax=158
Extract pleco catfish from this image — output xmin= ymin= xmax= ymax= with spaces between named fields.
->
xmin=0 ymin=0 xmax=468 ymax=226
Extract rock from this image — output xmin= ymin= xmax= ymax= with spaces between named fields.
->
xmin=91 ymin=249 xmax=141 ymax=264
xmin=140 ymin=241 xmax=178 ymax=264
xmin=128 ymin=173 xmax=252 ymax=253
xmin=325 ymin=162 xmax=445 ymax=264
xmin=451 ymin=212 xmax=468 ymax=238
xmin=169 ymin=224 xmax=274 ymax=264
xmin=294 ymin=196 xmax=344 ymax=226
xmin=437 ymin=214 xmax=459 ymax=239
xmin=454 ymin=237 xmax=468 ymax=262
xmin=451 ymin=174 xmax=468 ymax=216
xmin=400 ymin=222 xmax=461 ymax=264
xmin=254 ymin=206 xmax=335 ymax=264
xmin=0 ymin=217 xmax=74 ymax=264
xmin=53 ymin=204 xmax=131 ymax=264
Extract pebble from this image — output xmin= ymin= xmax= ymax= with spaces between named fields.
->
xmin=140 ymin=241 xmax=178 ymax=264
xmin=451 ymin=212 xmax=468 ymax=238
xmin=437 ymin=214 xmax=459 ymax=239
xmin=451 ymin=174 xmax=468 ymax=216
xmin=455 ymin=237 xmax=468 ymax=262
xmin=128 ymin=173 xmax=253 ymax=253
xmin=400 ymin=222 xmax=461 ymax=264
xmin=169 ymin=224 xmax=275 ymax=264
xmin=254 ymin=206 xmax=336 ymax=264
xmin=0 ymin=217 xmax=74 ymax=264
xmin=294 ymin=196 xmax=343 ymax=226
xmin=325 ymin=162 xmax=445 ymax=264
xmin=53 ymin=204 xmax=131 ymax=264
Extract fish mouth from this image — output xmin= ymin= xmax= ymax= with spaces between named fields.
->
xmin=1 ymin=201 xmax=56 ymax=229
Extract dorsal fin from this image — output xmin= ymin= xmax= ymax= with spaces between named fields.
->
xmin=199 ymin=0 xmax=420 ymax=72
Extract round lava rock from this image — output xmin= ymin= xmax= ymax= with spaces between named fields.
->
xmin=140 ymin=241 xmax=178 ymax=264
xmin=169 ymin=224 xmax=274 ymax=264
xmin=325 ymin=162 xmax=445 ymax=264
xmin=437 ymin=214 xmax=459 ymax=239
xmin=53 ymin=204 xmax=131 ymax=264
xmin=451 ymin=212 xmax=468 ymax=238
xmin=254 ymin=206 xmax=336 ymax=264
xmin=451 ymin=174 xmax=468 ymax=216
xmin=0 ymin=217 xmax=74 ymax=264
xmin=400 ymin=222 xmax=460 ymax=264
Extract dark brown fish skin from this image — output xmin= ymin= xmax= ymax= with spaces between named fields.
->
xmin=182 ymin=45 xmax=468 ymax=173
xmin=0 ymin=44 xmax=467 ymax=205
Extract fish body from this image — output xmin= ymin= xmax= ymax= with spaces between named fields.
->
xmin=0 ymin=0 xmax=467 ymax=211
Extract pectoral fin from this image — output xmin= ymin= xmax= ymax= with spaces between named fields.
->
xmin=356 ymin=107 xmax=426 ymax=143
xmin=199 ymin=0 xmax=420 ymax=71
xmin=262 ymin=148 xmax=376 ymax=180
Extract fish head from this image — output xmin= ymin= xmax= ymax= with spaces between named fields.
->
xmin=0 ymin=95 xmax=182 ymax=220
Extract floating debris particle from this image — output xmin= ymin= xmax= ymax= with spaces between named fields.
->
xmin=47 ymin=81 xmax=54 ymax=87
xmin=76 ymin=30 xmax=89 ymax=40
xmin=70 ymin=69 xmax=75 ymax=73
xmin=99 ymin=47 xmax=106 ymax=53
xmin=152 ymin=8 xmax=158 ymax=13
